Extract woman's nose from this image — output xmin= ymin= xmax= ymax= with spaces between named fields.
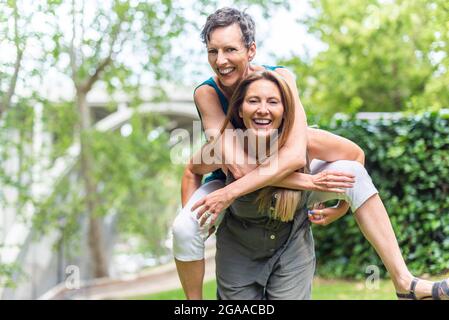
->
xmin=216 ymin=51 xmax=227 ymax=66
xmin=256 ymin=104 xmax=270 ymax=114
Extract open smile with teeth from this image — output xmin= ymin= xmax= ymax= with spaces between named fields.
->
xmin=218 ymin=67 xmax=235 ymax=76
xmin=252 ymin=118 xmax=272 ymax=128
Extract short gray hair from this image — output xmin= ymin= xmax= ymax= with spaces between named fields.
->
xmin=201 ymin=7 xmax=256 ymax=48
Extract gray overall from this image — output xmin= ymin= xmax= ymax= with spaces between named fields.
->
xmin=215 ymin=173 xmax=316 ymax=300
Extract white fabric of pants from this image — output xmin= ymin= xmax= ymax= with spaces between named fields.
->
xmin=172 ymin=179 xmax=226 ymax=261
xmin=172 ymin=160 xmax=378 ymax=261
xmin=306 ymin=160 xmax=378 ymax=212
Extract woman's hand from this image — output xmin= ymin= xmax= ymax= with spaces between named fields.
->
xmin=308 ymin=201 xmax=350 ymax=226
xmin=191 ymin=186 xmax=236 ymax=226
xmin=310 ymin=170 xmax=355 ymax=193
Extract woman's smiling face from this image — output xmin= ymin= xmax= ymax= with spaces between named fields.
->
xmin=207 ymin=23 xmax=255 ymax=89
xmin=239 ymin=79 xmax=285 ymax=137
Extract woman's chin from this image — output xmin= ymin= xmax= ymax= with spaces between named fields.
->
xmin=218 ymin=74 xmax=238 ymax=87
xmin=247 ymin=128 xmax=278 ymax=139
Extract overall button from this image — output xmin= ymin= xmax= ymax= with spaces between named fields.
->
xmin=270 ymin=234 xmax=276 ymax=240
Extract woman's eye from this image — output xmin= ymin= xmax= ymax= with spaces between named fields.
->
xmin=248 ymin=99 xmax=258 ymax=104
xmin=227 ymin=48 xmax=236 ymax=52
xmin=208 ymin=50 xmax=217 ymax=54
xmin=269 ymin=100 xmax=278 ymax=105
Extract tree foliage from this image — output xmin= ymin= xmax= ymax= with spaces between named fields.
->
xmin=32 ymin=114 xmax=181 ymax=257
xmin=1 ymin=0 xmax=288 ymax=284
xmin=281 ymin=0 xmax=449 ymax=121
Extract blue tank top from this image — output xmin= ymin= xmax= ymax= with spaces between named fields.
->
xmin=193 ymin=65 xmax=285 ymax=183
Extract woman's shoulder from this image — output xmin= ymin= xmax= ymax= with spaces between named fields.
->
xmin=251 ymin=64 xmax=285 ymax=72
xmin=251 ymin=64 xmax=266 ymax=72
xmin=194 ymin=81 xmax=218 ymax=102
xmin=251 ymin=64 xmax=292 ymax=78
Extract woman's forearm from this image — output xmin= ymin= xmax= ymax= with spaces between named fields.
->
xmin=270 ymin=171 xmax=314 ymax=191
xmin=181 ymin=166 xmax=202 ymax=207
xmin=182 ymin=148 xmax=223 ymax=206
xmin=222 ymin=146 xmax=307 ymax=199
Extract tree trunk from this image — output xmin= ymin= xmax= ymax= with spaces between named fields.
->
xmin=76 ymin=90 xmax=108 ymax=278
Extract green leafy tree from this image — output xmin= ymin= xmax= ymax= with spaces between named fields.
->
xmin=37 ymin=0 xmax=189 ymax=277
xmin=408 ymin=0 xmax=449 ymax=111
xmin=0 ymin=0 xmax=46 ymax=286
xmin=281 ymin=0 xmax=448 ymax=121
xmin=1 ymin=0 xmax=293 ymax=285
xmin=37 ymin=0 xmax=292 ymax=278
xmin=0 ymin=0 xmax=23 ymax=116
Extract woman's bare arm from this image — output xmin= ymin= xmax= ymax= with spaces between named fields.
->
xmin=181 ymin=148 xmax=222 ymax=207
xmin=268 ymin=127 xmax=362 ymax=191
xmin=194 ymin=85 xmax=256 ymax=177
xmin=270 ymin=170 xmax=354 ymax=193
xmin=193 ymin=68 xmax=308 ymax=201
xmin=201 ymin=69 xmax=307 ymax=202
xmin=307 ymin=128 xmax=365 ymax=165
xmin=181 ymin=166 xmax=202 ymax=207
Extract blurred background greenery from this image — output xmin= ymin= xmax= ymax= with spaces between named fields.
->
xmin=0 ymin=0 xmax=448 ymax=299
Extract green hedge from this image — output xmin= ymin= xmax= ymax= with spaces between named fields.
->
xmin=313 ymin=111 xmax=449 ymax=279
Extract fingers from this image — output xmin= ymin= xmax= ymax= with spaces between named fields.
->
xmin=326 ymin=174 xmax=355 ymax=183
xmin=308 ymin=208 xmax=327 ymax=219
xmin=200 ymin=211 xmax=218 ymax=227
xmin=313 ymin=171 xmax=356 ymax=193
xmin=196 ymin=205 xmax=209 ymax=219
xmin=191 ymin=198 xmax=206 ymax=212
xmin=321 ymin=181 xmax=354 ymax=189
xmin=209 ymin=214 xmax=219 ymax=226
xmin=317 ymin=177 xmax=355 ymax=187
xmin=325 ymin=188 xmax=346 ymax=193
xmin=326 ymin=170 xmax=355 ymax=179
xmin=309 ymin=217 xmax=328 ymax=226
xmin=199 ymin=211 xmax=209 ymax=226
xmin=208 ymin=226 xmax=216 ymax=237
xmin=316 ymin=171 xmax=356 ymax=183
xmin=308 ymin=206 xmax=328 ymax=225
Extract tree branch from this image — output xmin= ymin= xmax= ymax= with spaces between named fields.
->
xmin=1 ymin=0 xmax=24 ymax=116
xmin=81 ymin=55 xmax=112 ymax=93
xmin=69 ymin=0 xmax=78 ymax=87
xmin=79 ymin=20 xmax=122 ymax=93
xmin=80 ymin=0 xmax=86 ymax=68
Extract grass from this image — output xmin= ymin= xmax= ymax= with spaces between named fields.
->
xmin=129 ymin=277 xmax=398 ymax=300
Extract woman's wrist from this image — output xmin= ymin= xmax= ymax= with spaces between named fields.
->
xmin=293 ymin=172 xmax=315 ymax=191
xmin=223 ymin=184 xmax=240 ymax=201
xmin=305 ymin=174 xmax=317 ymax=191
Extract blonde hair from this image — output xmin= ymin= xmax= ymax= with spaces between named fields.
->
xmin=218 ymin=70 xmax=304 ymax=222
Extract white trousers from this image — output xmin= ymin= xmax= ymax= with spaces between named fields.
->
xmin=172 ymin=160 xmax=378 ymax=261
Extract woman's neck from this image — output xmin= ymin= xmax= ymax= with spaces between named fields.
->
xmin=244 ymin=131 xmax=277 ymax=165
xmin=220 ymin=83 xmax=237 ymax=99
xmin=217 ymin=64 xmax=258 ymax=99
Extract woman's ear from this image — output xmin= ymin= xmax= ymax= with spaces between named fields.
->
xmin=248 ymin=42 xmax=256 ymax=61
xmin=238 ymin=108 xmax=243 ymax=118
